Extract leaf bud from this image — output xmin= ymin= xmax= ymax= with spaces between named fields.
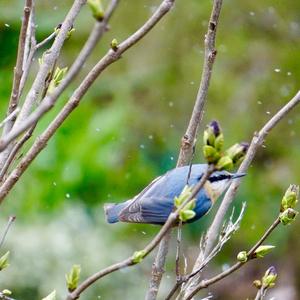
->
xmin=262 ymin=266 xmax=277 ymax=288
xmin=281 ymin=184 xmax=299 ymax=212
xmin=216 ymin=156 xmax=234 ymax=171
xmin=65 ymin=264 xmax=81 ymax=292
xmin=237 ymin=251 xmax=248 ymax=262
xmin=87 ymin=0 xmax=105 ymax=21
xmin=0 ymin=251 xmax=10 ymax=271
xmin=279 ymin=208 xmax=298 ymax=225
xmin=253 ymin=245 xmax=275 ymax=258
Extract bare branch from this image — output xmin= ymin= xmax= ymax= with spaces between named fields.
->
xmin=184 ymin=90 xmax=300 ymax=294
xmin=184 ymin=218 xmax=281 ymax=300
xmin=0 ymin=125 xmax=36 ymax=182
xmin=0 ymin=0 xmax=174 ymax=202
xmin=147 ymin=0 xmax=224 ymax=297
xmin=3 ymin=0 xmax=33 ymax=136
xmin=165 ymin=203 xmax=246 ymax=300
xmin=176 ymin=0 xmax=223 ymax=167
xmin=0 ymin=108 xmax=20 ymax=130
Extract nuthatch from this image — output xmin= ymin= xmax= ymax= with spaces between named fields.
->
xmin=104 ymin=164 xmax=246 ymax=225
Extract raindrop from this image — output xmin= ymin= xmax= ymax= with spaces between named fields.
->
xmin=141 ymin=231 xmax=146 ymax=235
xmin=222 ymin=263 xmax=230 ymax=271
xmin=4 ymin=24 xmax=10 ymax=28
xmin=274 ymin=68 xmax=281 ymax=73
xmin=266 ymin=111 xmax=271 ymax=115
xmin=53 ymin=181 xmax=57 ymax=186
xmin=168 ymin=101 xmax=174 ymax=107
xmin=287 ymin=71 xmax=292 ymax=76
xmin=148 ymin=135 xmax=153 ymax=140
xmin=170 ymin=156 xmax=174 ymax=161
xmin=257 ymin=101 xmax=262 ymax=105
xmin=140 ymin=144 xmax=145 ymax=149
xmin=249 ymin=11 xmax=255 ymax=16
xmin=66 ymin=193 xmax=70 ymax=198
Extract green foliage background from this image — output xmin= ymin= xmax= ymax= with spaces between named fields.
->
xmin=0 ymin=0 xmax=299 ymax=299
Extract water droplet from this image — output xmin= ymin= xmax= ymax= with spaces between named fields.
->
xmin=140 ymin=144 xmax=145 ymax=149
xmin=141 ymin=231 xmax=146 ymax=235
xmin=266 ymin=111 xmax=271 ymax=115
xmin=222 ymin=263 xmax=230 ymax=271
xmin=170 ymin=156 xmax=174 ymax=161
xmin=257 ymin=101 xmax=262 ymax=105
xmin=148 ymin=135 xmax=153 ymax=140
xmin=96 ymin=128 xmax=100 ymax=132
xmin=66 ymin=193 xmax=70 ymax=198
xmin=190 ymin=81 xmax=195 ymax=85
xmin=168 ymin=101 xmax=174 ymax=107
xmin=287 ymin=71 xmax=292 ymax=76
xmin=274 ymin=68 xmax=281 ymax=73
xmin=4 ymin=24 xmax=10 ymax=28
xmin=53 ymin=181 xmax=57 ymax=186
xmin=249 ymin=11 xmax=255 ymax=16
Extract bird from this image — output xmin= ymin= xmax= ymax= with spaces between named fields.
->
xmin=104 ymin=164 xmax=246 ymax=225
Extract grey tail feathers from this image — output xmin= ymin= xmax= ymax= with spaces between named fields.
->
xmin=104 ymin=202 xmax=128 ymax=223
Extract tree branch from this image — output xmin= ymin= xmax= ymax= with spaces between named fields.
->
xmin=3 ymin=0 xmax=32 ymax=136
xmin=146 ymin=0 xmax=224 ymax=298
xmin=184 ymin=218 xmax=281 ymax=300
xmin=184 ymin=90 xmax=300 ymax=296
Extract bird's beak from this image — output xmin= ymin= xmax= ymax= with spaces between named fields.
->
xmin=232 ymin=173 xmax=246 ymax=179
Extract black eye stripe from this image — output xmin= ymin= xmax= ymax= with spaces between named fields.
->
xmin=208 ymin=174 xmax=230 ymax=182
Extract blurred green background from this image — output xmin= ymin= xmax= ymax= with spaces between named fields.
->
xmin=0 ymin=0 xmax=300 ymax=299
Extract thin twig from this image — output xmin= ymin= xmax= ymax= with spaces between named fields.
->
xmin=148 ymin=0 xmax=224 ymax=297
xmin=184 ymin=218 xmax=281 ymax=300
xmin=166 ymin=204 xmax=246 ymax=300
xmin=176 ymin=0 xmax=223 ymax=167
xmin=65 ymin=166 xmax=214 ymax=300
xmin=0 ymin=216 xmax=16 ymax=249
xmin=0 ymin=125 xmax=36 ymax=182
xmin=0 ymin=0 xmax=174 ymax=203
xmin=175 ymin=221 xmax=183 ymax=279
xmin=3 ymin=0 xmax=33 ymax=136
xmin=184 ymin=90 xmax=300 ymax=295
xmin=0 ymin=108 xmax=20 ymax=130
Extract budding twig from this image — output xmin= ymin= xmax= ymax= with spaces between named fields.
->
xmin=185 ymin=90 xmax=300 ymax=294
xmin=183 ymin=217 xmax=281 ymax=300
xmin=147 ymin=0 xmax=225 ymax=297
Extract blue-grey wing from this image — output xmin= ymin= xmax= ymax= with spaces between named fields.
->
xmin=119 ymin=196 xmax=173 ymax=224
xmin=118 ymin=164 xmax=209 ymax=224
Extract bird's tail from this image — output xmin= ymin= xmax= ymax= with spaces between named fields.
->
xmin=104 ymin=201 xmax=130 ymax=223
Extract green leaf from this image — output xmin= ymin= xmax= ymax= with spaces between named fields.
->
xmin=179 ymin=209 xmax=196 ymax=222
xmin=0 ymin=251 xmax=10 ymax=271
xmin=65 ymin=264 xmax=81 ymax=292
xmin=254 ymin=245 xmax=275 ymax=258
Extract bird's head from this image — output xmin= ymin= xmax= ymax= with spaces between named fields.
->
xmin=204 ymin=170 xmax=246 ymax=203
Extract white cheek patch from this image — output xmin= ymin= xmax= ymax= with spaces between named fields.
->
xmin=204 ymin=181 xmax=218 ymax=204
